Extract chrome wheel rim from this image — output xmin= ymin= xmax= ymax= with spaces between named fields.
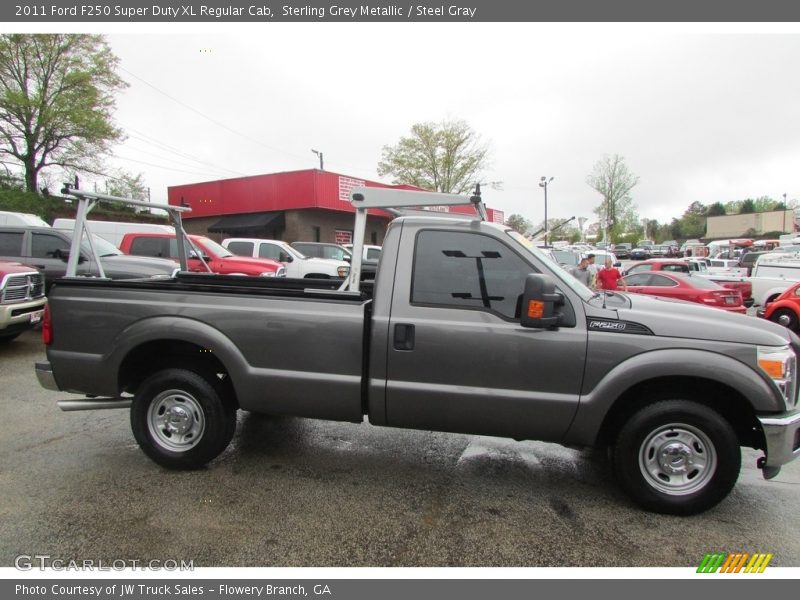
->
xmin=638 ymin=423 xmax=717 ymax=495
xmin=147 ymin=390 xmax=205 ymax=452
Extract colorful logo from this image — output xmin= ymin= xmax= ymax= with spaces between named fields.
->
xmin=697 ymin=552 xmax=773 ymax=573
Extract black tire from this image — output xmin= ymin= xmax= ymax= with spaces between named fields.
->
xmin=0 ymin=333 xmax=21 ymax=343
xmin=612 ymin=400 xmax=740 ymax=515
xmin=769 ymin=308 xmax=799 ymax=331
xmin=131 ymin=368 xmax=236 ymax=470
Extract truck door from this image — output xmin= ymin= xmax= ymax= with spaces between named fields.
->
xmin=383 ymin=228 xmax=587 ymax=442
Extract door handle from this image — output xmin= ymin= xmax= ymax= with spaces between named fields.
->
xmin=394 ymin=323 xmax=415 ymax=351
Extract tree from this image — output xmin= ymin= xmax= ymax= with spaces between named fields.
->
xmin=0 ymin=34 xmax=126 ymax=193
xmin=377 ymin=119 xmax=491 ymax=194
xmin=706 ymin=202 xmax=726 ymax=217
xmin=586 ymin=154 xmax=640 ymax=240
xmin=676 ymin=201 xmax=707 ymax=239
xmin=505 ymin=213 xmax=531 ymax=235
xmin=106 ymin=171 xmax=148 ymax=201
xmin=740 ymin=198 xmax=756 ymax=214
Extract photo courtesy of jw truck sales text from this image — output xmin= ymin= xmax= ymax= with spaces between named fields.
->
xmin=35 ymin=185 xmax=800 ymax=516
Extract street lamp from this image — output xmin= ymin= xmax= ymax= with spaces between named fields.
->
xmin=311 ymin=149 xmax=324 ymax=170
xmin=578 ymin=216 xmax=587 ymax=243
xmin=539 ymin=176 xmax=554 ymax=245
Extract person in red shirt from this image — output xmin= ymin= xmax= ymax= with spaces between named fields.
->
xmin=597 ymin=258 xmax=627 ymax=291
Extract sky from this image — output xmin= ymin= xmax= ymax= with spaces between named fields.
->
xmin=15 ymin=24 xmax=800 ymax=228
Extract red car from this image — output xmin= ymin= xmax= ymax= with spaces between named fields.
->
xmin=620 ymin=271 xmax=746 ymax=313
xmin=757 ymin=281 xmax=800 ymax=330
xmin=119 ymin=233 xmax=286 ymax=277
xmin=624 ymin=259 xmax=752 ymax=306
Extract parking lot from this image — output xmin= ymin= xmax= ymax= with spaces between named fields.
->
xmin=1 ymin=329 xmax=799 ymax=568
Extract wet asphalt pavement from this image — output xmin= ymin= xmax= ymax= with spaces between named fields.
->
xmin=1 ymin=329 xmax=799 ymax=568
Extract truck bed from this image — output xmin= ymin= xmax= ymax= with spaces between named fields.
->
xmin=46 ymin=272 xmax=372 ymax=422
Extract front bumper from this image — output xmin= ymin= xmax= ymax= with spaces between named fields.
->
xmin=758 ymin=410 xmax=800 ymax=468
xmin=0 ymin=297 xmax=46 ymax=331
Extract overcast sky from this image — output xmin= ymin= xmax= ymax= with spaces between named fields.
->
xmin=24 ymin=25 xmax=800 ymax=227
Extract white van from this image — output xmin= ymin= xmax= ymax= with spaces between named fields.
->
xmin=53 ymin=218 xmax=174 ymax=248
xmin=750 ymin=252 xmax=800 ymax=306
xmin=0 ymin=211 xmax=50 ymax=227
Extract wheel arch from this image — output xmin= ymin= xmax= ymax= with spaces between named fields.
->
xmin=567 ymin=349 xmax=780 ymax=450
xmin=593 ymin=376 xmax=763 ymax=451
xmin=110 ymin=316 xmax=247 ymax=408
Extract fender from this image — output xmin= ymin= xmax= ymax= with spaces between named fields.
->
xmin=107 ymin=315 xmax=250 ymax=399
xmin=565 ymin=348 xmax=783 ymax=446
xmin=765 ymin=298 xmax=800 ymax=319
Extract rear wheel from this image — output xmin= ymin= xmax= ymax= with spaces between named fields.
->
xmin=769 ymin=307 xmax=799 ymax=331
xmin=131 ymin=368 xmax=236 ymax=470
xmin=612 ymin=400 xmax=740 ymax=515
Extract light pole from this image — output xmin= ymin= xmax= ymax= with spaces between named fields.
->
xmin=539 ymin=176 xmax=553 ymax=245
xmin=578 ymin=216 xmax=587 ymax=243
xmin=311 ymin=149 xmax=324 ymax=170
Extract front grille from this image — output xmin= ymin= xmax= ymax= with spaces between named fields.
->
xmin=1 ymin=272 xmax=45 ymax=304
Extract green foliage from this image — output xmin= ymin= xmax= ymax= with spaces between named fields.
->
xmin=740 ymin=198 xmax=756 ymax=214
xmin=0 ymin=188 xmax=62 ymax=220
xmin=668 ymin=201 xmax=707 ymax=240
xmin=586 ymin=154 xmax=640 ymax=239
xmin=706 ymin=202 xmax=726 ymax=216
xmin=505 ymin=213 xmax=531 ymax=234
xmin=377 ymin=119 xmax=491 ymax=194
xmin=106 ymin=171 xmax=148 ymax=201
xmin=0 ymin=34 xmax=127 ymax=192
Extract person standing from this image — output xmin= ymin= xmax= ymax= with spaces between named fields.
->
xmin=597 ymin=258 xmax=627 ymax=291
xmin=586 ymin=253 xmax=599 ymax=289
xmin=569 ymin=257 xmax=593 ymax=287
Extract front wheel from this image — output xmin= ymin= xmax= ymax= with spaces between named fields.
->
xmin=612 ymin=400 xmax=741 ymax=515
xmin=131 ymin=368 xmax=236 ymax=470
xmin=769 ymin=307 xmax=799 ymax=331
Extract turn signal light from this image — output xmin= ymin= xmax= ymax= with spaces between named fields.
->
xmin=758 ymin=359 xmax=786 ymax=379
xmin=527 ymin=300 xmax=545 ymax=319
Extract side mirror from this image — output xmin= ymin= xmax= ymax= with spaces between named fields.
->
xmin=520 ymin=273 xmax=561 ymax=329
xmin=279 ymin=252 xmax=293 ymax=263
xmin=614 ymin=261 xmax=622 ymax=268
xmin=56 ymin=249 xmax=85 ymax=263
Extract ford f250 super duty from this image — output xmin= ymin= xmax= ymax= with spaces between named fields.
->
xmin=35 ymin=186 xmax=800 ymax=515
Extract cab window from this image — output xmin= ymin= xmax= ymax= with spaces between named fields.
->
xmin=412 ymin=231 xmax=536 ymax=320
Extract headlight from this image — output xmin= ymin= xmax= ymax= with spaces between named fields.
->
xmin=260 ymin=272 xmax=276 ymax=277
xmin=757 ymin=345 xmax=797 ymax=409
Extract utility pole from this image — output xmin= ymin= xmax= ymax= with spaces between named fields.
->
xmin=539 ymin=176 xmax=553 ymax=245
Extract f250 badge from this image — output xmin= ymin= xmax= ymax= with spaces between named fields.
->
xmin=589 ymin=320 xmax=627 ymax=331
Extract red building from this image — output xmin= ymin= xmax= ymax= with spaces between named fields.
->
xmin=168 ymin=169 xmax=504 ymax=245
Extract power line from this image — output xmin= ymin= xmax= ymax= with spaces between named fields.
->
xmin=123 ymin=126 xmax=246 ymax=176
xmin=119 ymin=66 xmax=310 ymax=163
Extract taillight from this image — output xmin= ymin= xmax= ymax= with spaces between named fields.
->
xmin=42 ymin=303 xmax=52 ymax=345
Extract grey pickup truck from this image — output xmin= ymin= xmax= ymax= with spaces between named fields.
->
xmin=36 ymin=186 xmax=800 ymax=515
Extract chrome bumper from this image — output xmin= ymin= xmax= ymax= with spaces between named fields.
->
xmin=758 ymin=410 xmax=800 ymax=469
xmin=35 ymin=361 xmax=59 ymax=391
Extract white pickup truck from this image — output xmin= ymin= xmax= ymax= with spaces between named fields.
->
xmin=222 ymin=238 xmax=350 ymax=279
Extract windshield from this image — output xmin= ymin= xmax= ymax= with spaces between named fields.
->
xmin=196 ymin=236 xmax=233 ymax=258
xmin=67 ymin=233 xmax=123 ymax=257
xmin=506 ymin=230 xmax=595 ymax=301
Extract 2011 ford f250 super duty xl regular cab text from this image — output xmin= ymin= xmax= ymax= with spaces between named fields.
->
xmin=36 ymin=186 xmax=800 ymax=515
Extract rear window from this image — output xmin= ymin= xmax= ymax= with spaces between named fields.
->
xmin=0 ymin=231 xmax=24 ymax=255
xmin=130 ymin=237 xmax=169 ymax=257
xmin=226 ymin=241 xmax=254 ymax=256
